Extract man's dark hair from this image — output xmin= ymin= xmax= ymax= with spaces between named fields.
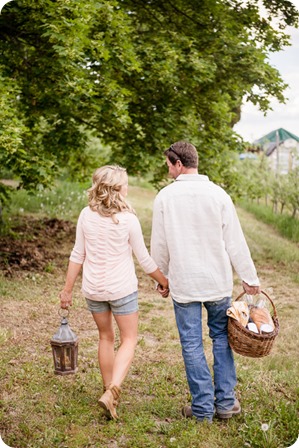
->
xmin=164 ymin=141 xmax=198 ymax=168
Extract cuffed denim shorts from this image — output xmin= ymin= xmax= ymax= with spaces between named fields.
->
xmin=85 ymin=291 xmax=138 ymax=315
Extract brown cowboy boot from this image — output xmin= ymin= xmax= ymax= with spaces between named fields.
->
xmin=99 ymin=385 xmax=121 ymax=420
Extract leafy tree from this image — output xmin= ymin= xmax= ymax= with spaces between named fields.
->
xmin=0 ymin=0 xmax=298 ymax=204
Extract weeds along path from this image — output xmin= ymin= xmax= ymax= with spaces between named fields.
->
xmin=236 ymin=206 xmax=299 ymax=354
xmin=237 ymin=206 xmax=299 ymax=284
xmin=0 ymin=203 xmax=298 ymax=448
xmin=235 ymin=208 xmax=298 ymax=367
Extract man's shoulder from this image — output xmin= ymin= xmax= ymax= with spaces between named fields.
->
xmin=155 ymin=182 xmax=176 ymax=199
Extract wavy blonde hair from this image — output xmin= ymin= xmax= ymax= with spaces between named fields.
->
xmin=88 ymin=165 xmax=135 ymax=223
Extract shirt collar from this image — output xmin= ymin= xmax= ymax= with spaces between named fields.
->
xmin=176 ymin=174 xmax=209 ymax=182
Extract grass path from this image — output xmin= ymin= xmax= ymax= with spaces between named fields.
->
xmin=0 ymin=188 xmax=298 ymax=448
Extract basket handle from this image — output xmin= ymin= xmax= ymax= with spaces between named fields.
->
xmin=234 ymin=290 xmax=277 ymax=318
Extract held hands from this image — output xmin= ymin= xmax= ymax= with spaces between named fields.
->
xmin=59 ymin=290 xmax=73 ymax=309
xmin=157 ymin=283 xmax=169 ymax=298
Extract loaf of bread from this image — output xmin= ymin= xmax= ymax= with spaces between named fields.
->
xmin=250 ymin=306 xmax=274 ymax=332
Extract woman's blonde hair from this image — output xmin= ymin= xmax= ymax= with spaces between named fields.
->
xmin=88 ymin=165 xmax=135 ymax=223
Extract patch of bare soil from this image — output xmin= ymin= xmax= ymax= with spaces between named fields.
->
xmin=0 ymin=216 xmax=76 ymax=275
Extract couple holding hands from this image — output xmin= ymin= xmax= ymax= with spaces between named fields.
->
xmin=59 ymin=141 xmax=260 ymax=423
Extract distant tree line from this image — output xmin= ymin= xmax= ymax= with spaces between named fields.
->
xmin=238 ymin=157 xmax=299 ymax=218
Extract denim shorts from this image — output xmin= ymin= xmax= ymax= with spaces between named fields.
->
xmin=85 ymin=291 xmax=138 ymax=315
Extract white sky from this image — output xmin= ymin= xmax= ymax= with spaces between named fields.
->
xmin=234 ymin=2 xmax=299 ymax=143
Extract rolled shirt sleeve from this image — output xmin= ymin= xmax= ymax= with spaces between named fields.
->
xmin=151 ymin=196 xmax=170 ymax=276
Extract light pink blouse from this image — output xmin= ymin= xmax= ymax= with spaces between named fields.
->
xmin=70 ymin=207 xmax=157 ymax=301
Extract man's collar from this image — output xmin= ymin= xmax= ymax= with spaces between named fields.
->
xmin=175 ymin=174 xmax=209 ymax=182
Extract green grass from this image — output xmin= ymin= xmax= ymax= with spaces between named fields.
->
xmin=238 ymin=199 xmax=299 ymax=243
xmin=236 ymin=207 xmax=299 ymax=284
xmin=1 ymin=177 xmax=154 ymax=235
xmin=1 ymin=317 xmax=297 ymax=448
xmin=0 ymin=180 xmax=298 ymax=448
xmin=1 ymin=180 xmax=89 ymax=226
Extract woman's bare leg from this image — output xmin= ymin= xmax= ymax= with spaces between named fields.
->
xmin=111 ymin=311 xmax=138 ymax=387
xmin=92 ymin=310 xmax=115 ymax=388
xmin=96 ymin=311 xmax=138 ymax=419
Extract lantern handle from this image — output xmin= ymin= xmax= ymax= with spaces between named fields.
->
xmin=59 ymin=308 xmax=70 ymax=318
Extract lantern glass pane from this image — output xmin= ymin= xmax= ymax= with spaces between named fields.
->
xmin=65 ymin=347 xmax=72 ymax=369
xmin=54 ymin=346 xmax=61 ymax=368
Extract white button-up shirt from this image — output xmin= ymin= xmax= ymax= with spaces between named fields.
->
xmin=151 ymin=174 xmax=259 ymax=303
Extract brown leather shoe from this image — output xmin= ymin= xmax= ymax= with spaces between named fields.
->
xmin=182 ymin=406 xmax=213 ymax=423
xmin=216 ymin=399 xmax=241 ymax=419
xmin=182 ymin=406 xmax=193 ymax=418
xmin=99 ymin=385 xmax=121 ymax=420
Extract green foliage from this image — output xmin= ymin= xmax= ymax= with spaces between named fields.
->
xmin=288 ymin=167 xmax=299 ymax=217
xmin=239 ymin=199 xmax=299 ymax=243
xmin=236 ymin=156 xmax=270 ymax=201
xmin=0 ymin=0 xmax=298 ymax=194
xmin=0 ymin=181 xmax=89 ymax=228
xmin=0 ymin=183 xmax=13 ymax=211
xmin=235 ymin=152 xmax=299 ymax=241
xmin=62 ymin=133 xmax=112 ymax=182
xmin=0 ymin=176 xmax=153 ymax=233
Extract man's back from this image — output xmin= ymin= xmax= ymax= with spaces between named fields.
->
xmin=151 ymin=174 xmax=258 ymax=302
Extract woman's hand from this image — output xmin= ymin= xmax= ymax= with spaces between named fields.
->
xmin=59 ymin=261 xmax=82 ymax=309
xmin=59 ymin=290 xmax=73 ymax=309
xmin=157 ymin=283 xmax=169 ymax=298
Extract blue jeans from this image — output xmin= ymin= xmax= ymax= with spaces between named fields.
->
xmin=173 ymin=297 xmax=237 ymax=421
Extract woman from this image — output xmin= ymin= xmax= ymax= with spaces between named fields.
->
xmin=59 ymin=165 xmax=168 ymax=420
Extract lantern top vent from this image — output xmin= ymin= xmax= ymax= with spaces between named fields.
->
xmin=51 ymin=316 xmax=78 ymax=343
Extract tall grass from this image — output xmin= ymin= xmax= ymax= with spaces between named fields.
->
xmin=1 ymin=181 xmax=89 ymax=225
xmin=1 ymin=177 xmax=155 ymax=227
xmin=0 ymin=178 xmax=156 ymax=240
xmin=238 ymin=199 xmax=299 ymax=243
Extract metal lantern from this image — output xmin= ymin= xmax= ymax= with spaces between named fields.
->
xmin=50 ymin=310 xmax=78 ymax=375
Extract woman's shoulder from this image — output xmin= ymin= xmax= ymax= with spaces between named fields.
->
xmin=79 ymin=206 xmax=92 ymax=216
xmin=117 ymin=211 xmax=139 ymax=224
xmin=79 ymin=206 xmax=103 ymax=221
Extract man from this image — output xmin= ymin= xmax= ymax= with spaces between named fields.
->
xmin=151 ymin=141 xmax=260 ymax=422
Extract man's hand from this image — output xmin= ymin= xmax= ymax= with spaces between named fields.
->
xmin=242 ymin=281 xmax=261 ymax=295
xmin=59 ymin=290 xmax=73 ymax=309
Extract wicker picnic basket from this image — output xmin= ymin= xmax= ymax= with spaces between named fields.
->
xmin=228 ymin=290 xmax=279 ymax=358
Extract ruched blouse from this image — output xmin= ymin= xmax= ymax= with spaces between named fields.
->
xmin=70 ymin=207 xmax=157 ymax=301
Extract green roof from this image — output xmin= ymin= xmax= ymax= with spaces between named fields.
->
xmin=254 ymin=128 xmax=299 ymax=146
